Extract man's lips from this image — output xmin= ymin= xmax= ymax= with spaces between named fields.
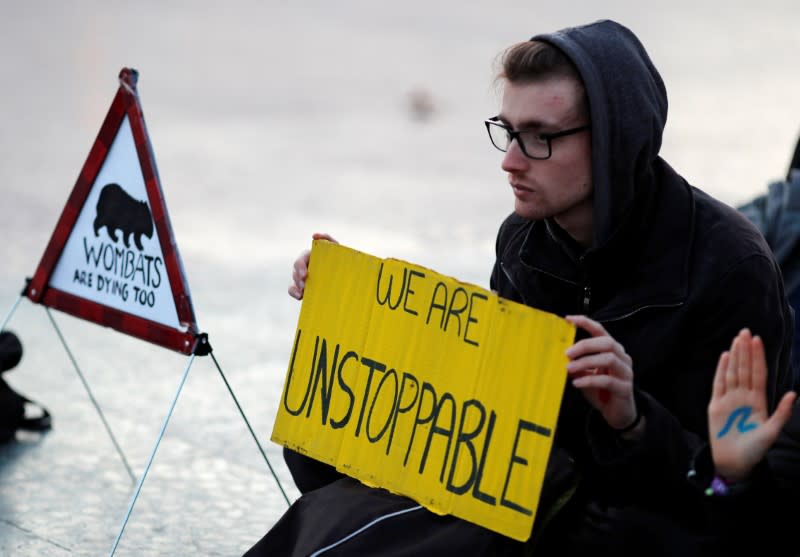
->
xmin=510 ymin=182 xmax=534 ymax=193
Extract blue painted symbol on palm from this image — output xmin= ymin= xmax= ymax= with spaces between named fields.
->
xmin=716 ymin=406 xmax=758 ymax=439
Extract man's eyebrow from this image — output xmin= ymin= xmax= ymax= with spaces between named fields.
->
xmin=495 ymin=114 xmax=548 ymax=130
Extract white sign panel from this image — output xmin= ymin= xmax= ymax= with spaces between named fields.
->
xmin=48 ymin=116 xmax=181 ymax=329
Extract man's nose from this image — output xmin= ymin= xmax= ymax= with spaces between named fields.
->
xmin=501 ymin=138 xmax=528 ymax=173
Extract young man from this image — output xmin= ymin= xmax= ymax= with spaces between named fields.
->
xmin=273 ymin=20 xmax=794 ymax=555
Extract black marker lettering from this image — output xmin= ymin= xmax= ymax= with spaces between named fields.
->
xmin=306 ymin=339 xmax=340 ymax=425
xmin=330 ymin=350 xmax=358 ymax=429
xmin=472 ymin=410 xmax=497 ymax=504
xmin=376 ymin=262 xmax=407 ymax=310
xmin=404 ymin=382 xmax=437 ymax=466
xmin=366 ymin=368 xmax=399 ymax=443
xmin=446 ymin=399 xmax=486 ymax=495
xmin=403 ymin=269 xmax=425 ymax=316
xmin=386 ymin=372 xmax=420 ymax=455
xmin=355 ymin=357 xmax=386 ymax=437
xmin=500 ymin=419 xmax=551 ymax=516
xmin=443 ymin=287 xmax=469 ymax=336
xmin=419 ymin=393 xmax=456 ymax=482
xmin=282 ymin=330 xmax=313 ymax=416
xmin=426 ymin=282 xmax=448 ymax=327
xmin=83 ymin=237 xmax=102 ymax=267
xmin=463 ymin=292 xmax=488 ymax=347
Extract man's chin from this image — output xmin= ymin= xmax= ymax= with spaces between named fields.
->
xmin=513 ymin=202 xmax=543 ymax=221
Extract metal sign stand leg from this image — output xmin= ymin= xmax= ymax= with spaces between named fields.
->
xmin=46 ymin=308 xmax=137 ymax=485
xmin=0 ymin=294 xmax=23 ymax=332
xmin=109 ymin=353 xmax=196 ymax=557
xmin=107 ymin=336 xmax=293 ymax=554
xmin=2 ymin=293 xmax=137 ymax=485
xmin=209 ymin=350 xmax=291 ymax=507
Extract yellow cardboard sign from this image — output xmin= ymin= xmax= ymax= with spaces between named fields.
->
xmin=271 ymin=241 xmax=574 ymax=541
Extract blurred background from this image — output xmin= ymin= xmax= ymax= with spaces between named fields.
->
xmin=1 ymin=1 xmax=799 ymax=554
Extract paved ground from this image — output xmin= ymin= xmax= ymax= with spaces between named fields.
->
xmin=0 ymin=307 xmax=301 ymax=557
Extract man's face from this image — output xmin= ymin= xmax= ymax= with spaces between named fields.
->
xmin=498 ymin=77 xmax=593 ymax=243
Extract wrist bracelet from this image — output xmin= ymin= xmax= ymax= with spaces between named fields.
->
xmin=704 ymin=475 xmax=729 ymax=496
xmin=614 ymin=408 xmax=641 ymax=434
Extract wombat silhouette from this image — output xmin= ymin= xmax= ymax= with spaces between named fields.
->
xmin=93 ymin=183 xmax=154 ymax=251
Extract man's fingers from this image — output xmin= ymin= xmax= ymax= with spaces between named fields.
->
xmin=751 ymin=334 xmax=768 ymax=397
xmin=567 ymin=353 xmax=631 ymax=379
xmin=726 ymin=335 xmax=741 ymax=391
xmin=290 ymin=249 xmax=311 ymax=300
xmin=312 ymin=232 xmax=338 ymax=243
xmin=571 ymin=372 xmax=630 ymax=397
xmin=736 ymin=329 xmax=753 ymax=391
xmin=712 ymin=351 xmax=729 ymax=399
xmin=566 ymin=314 xmax=609 ymax=338
xmin=567 ymin=336 xmax=631 ymax=366
xmin=289 ymin=235 xmax=333 ymax=302
xmin=288 ymin=284 xmax=303 ymax=300
xmin=293 ymin=250 xmax=310 ymax=277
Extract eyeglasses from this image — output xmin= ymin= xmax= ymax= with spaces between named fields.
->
xmin=484 ymin=116 xmax=590 ymax=160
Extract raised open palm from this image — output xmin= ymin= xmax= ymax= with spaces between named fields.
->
xmin=708 ymin=329 xmax=796 ymax=482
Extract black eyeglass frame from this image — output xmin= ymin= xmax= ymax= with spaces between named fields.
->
xmin=484 ymin=116 xmax=590 ymax=160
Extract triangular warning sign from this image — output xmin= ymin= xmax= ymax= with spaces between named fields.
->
xmin=26 ymin=68 xmax=200 ymax=355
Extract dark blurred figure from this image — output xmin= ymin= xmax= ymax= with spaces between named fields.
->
xmin=0 ymin=330 xmax=51 ymax=442
xmin=739 ymin=132 xmax=800 ymax=385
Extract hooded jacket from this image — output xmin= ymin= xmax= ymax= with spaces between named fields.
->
xmin=490 ymin=20 xmax=794 ymax=554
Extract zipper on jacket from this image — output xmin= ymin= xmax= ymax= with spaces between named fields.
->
xmin=578 ymin=252 xmax=591 ymax=315
xmin=500 ymin=262 xmax=523 ymax=303
xmin=598 ymin=301 xmax=684 ymax=323
xmin=507 ymin=259 xmax=580 ymax=284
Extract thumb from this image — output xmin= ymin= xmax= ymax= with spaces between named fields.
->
xmin=764 ymin=391 xmax=797 ymax=441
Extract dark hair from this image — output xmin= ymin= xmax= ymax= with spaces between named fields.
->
xmin=498 ymin=40 xmax=580 ymax=82
xmin=497 ymin=40 xmax=588 ymax=117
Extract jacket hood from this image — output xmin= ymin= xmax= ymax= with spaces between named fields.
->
xmin=533 ymin=20 xmax=668 ymax=250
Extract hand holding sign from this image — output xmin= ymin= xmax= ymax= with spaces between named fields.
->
xmin=288 ymin=233 xmax=338 ymax=300
xmin=708 ymin=329 xmax=796 ymax=482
